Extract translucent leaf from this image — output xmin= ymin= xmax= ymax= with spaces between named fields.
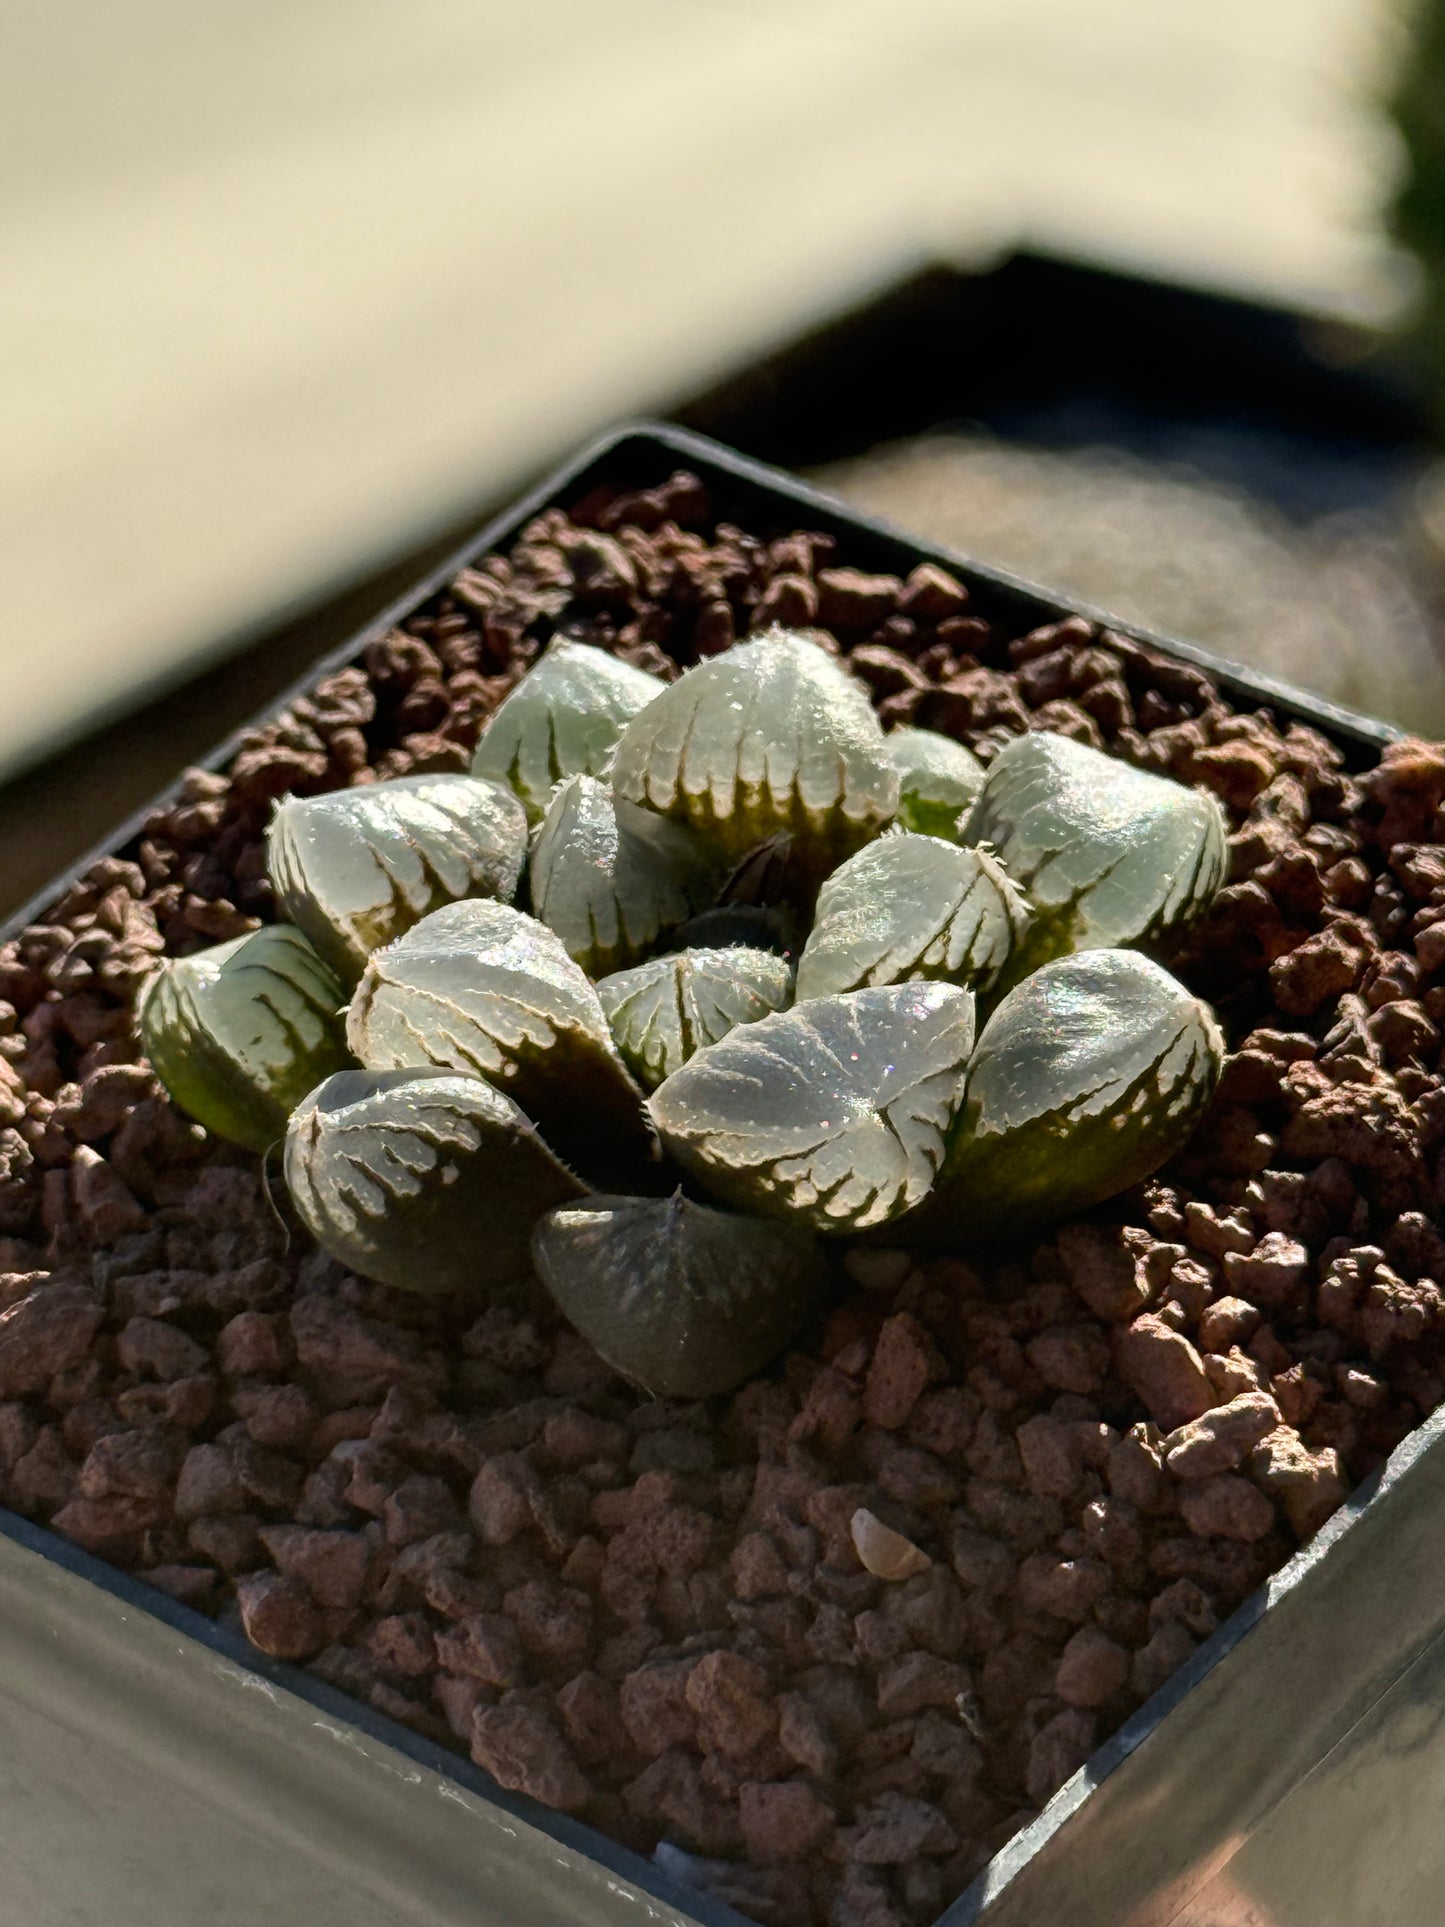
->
xmin=346 ymin=899 xmax=648 ymax=1175
xmin=137 ymin=925 xmax=349 ymax=1152
xmin=796 ymin=834 xmax=1031 ymax=1001
xmin=885 ymin=726 xmax=985 ymax=839
xmin=908 ymin=948 xmax=1224 ymax=1240
xmin=597 ymin=946 xmax=794 ymax=1090
xmin=268 ymin=773 xmax=527 ymax=984
xmin=610 ymin=629 xmax=899 ymax=878
xmin=649 ymin=982 xmax=975 ymax=1233
xmin=529 ymin=774 xmax=721 ymax=977
xmin=532 ymin=1191 xmax=823 ymax=1397
xmin=471 ymin=640 xmax=664 ymax=822
xmin=963 ymin=731 xmax=1227 ymax=964
xmin=286 ymin=1068 xmax=586 ymax=1296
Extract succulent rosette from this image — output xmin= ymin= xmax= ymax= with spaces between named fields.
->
xmin=140 ymin=598 xmax=1228 ymax=1391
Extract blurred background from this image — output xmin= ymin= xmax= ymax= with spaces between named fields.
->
xmin=5 ymin=0 xmax=1445 ymax=914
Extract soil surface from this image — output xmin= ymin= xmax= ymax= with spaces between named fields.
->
xmin=3 ymin=469 xmax=1445 ymax=1927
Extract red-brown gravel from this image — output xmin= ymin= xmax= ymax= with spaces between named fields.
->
xmin=1 ymin=466 xmax=1443 ymax=1927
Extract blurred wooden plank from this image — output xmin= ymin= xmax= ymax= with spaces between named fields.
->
xmin=0 ymin=0 xmax=1403 ymax=780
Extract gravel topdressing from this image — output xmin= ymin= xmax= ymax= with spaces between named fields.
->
xmin=3 ymin=466 xmax=1445 ymax=1927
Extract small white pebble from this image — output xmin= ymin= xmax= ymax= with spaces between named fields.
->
xmin=850 ymin=1506 xmax=931 ymax=1580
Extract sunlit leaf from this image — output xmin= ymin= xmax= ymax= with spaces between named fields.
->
xmin=796 ymin=833 xmax=1031 ymax=1001
xmin=963 ymin=731 xmax=1227 ymax=965
xmin=610 ymin=629 xmax=898 ymax=879
xmin=649 ymin=982 xmax=975 ymax=1232
xmin=286 ymin=1068 xmax=586 ymax=1296
xmin=471 ymin=639 xmax=663 ymax=822
xmin=597 ymin=946 xmax=794 ymax=1089
xmin=137 ymin=925 xmax=350 ymax=1152
xmin=530 ymin=775 xmax=720 ymax=977
xmin=885 ymin=726 xmax=985 ymax=839
xmin=346 ymin=899 xmax=648 ymax=1175
xmin=268 ymin=773 xmax=527 ymax=984
xmin=905 ymin=948 xmax=1224 ymax=1240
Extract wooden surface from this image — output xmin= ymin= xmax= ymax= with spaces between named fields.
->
xmin=0 ymin=0 xmax=1406 ymax=781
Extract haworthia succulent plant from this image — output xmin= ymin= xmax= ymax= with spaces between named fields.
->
xmin=597 ymin=945 xmax=795 ymax=1089
xmin=905 ymin=948 xmax=1224 ymax=1241
xmin=532 ymin=1192 xmax=823 ymax=1397
xmin=963 ymin=731 xmax=1228 ymax=967
xmin=795 ymin=834 xmax=1031 ymax=1001
xmin=137 ymin=925 xmax=350 ymax=1152
xmin=286 ymin=1069 xmax=587 ymax=1296
xmin=885 ymin=726 xmax=985 ymax=839
xmin=267 ymin=773 xmax=528 ymax=984
xmin=471 ymin=639 xmax=663 ymax=822
xmin=649 ymin=982 xmax=976 ymax=1233
xmin=345 ymin=899 xmax=648 ymax=1173
xmin=143 ymin=567 xmax=1236 ymax=1386
xmin=609 ymin=629 xmax=899 ymax=875
xmin=529 ymin=774 xmax=721 ymax=977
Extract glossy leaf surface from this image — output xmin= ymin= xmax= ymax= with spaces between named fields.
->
xmin=346 ymin=899 xmax=647 ymax=1173
xmin=598 ymin=946 xmax=794 ymax=1090
xmin=911 ymin=948 xmax=1224 ymax=1239
xmin=286 ymin=1068 xmax=585 ymax=1295
xmin=532 ymin=1192 xmax=822 ymax=1397
xmin=796 ymin=833 xmax=1031 ymax=1001
xmin=963 ymin=731 xmax=1227 ymax=964
xmin=268 ymin=773 xmax=527 ymax=984
xmin=529 ymin=774 xmax=720 ymax=977
xmin=138 ymin=925 xmax=349 ymax=1152
xmin=471 ymin=639 xmax=663 ymax=822
xmin=609 ymin=629 xmax=898 ymax=874
xmin=885 ymin=726 xmax=985 ymax=839
xmin=649 ymin=982 xmax=975 ymax=1232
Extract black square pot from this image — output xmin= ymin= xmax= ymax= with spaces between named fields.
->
xmin=4 ymin=425 xmax=1438 ymax=1927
